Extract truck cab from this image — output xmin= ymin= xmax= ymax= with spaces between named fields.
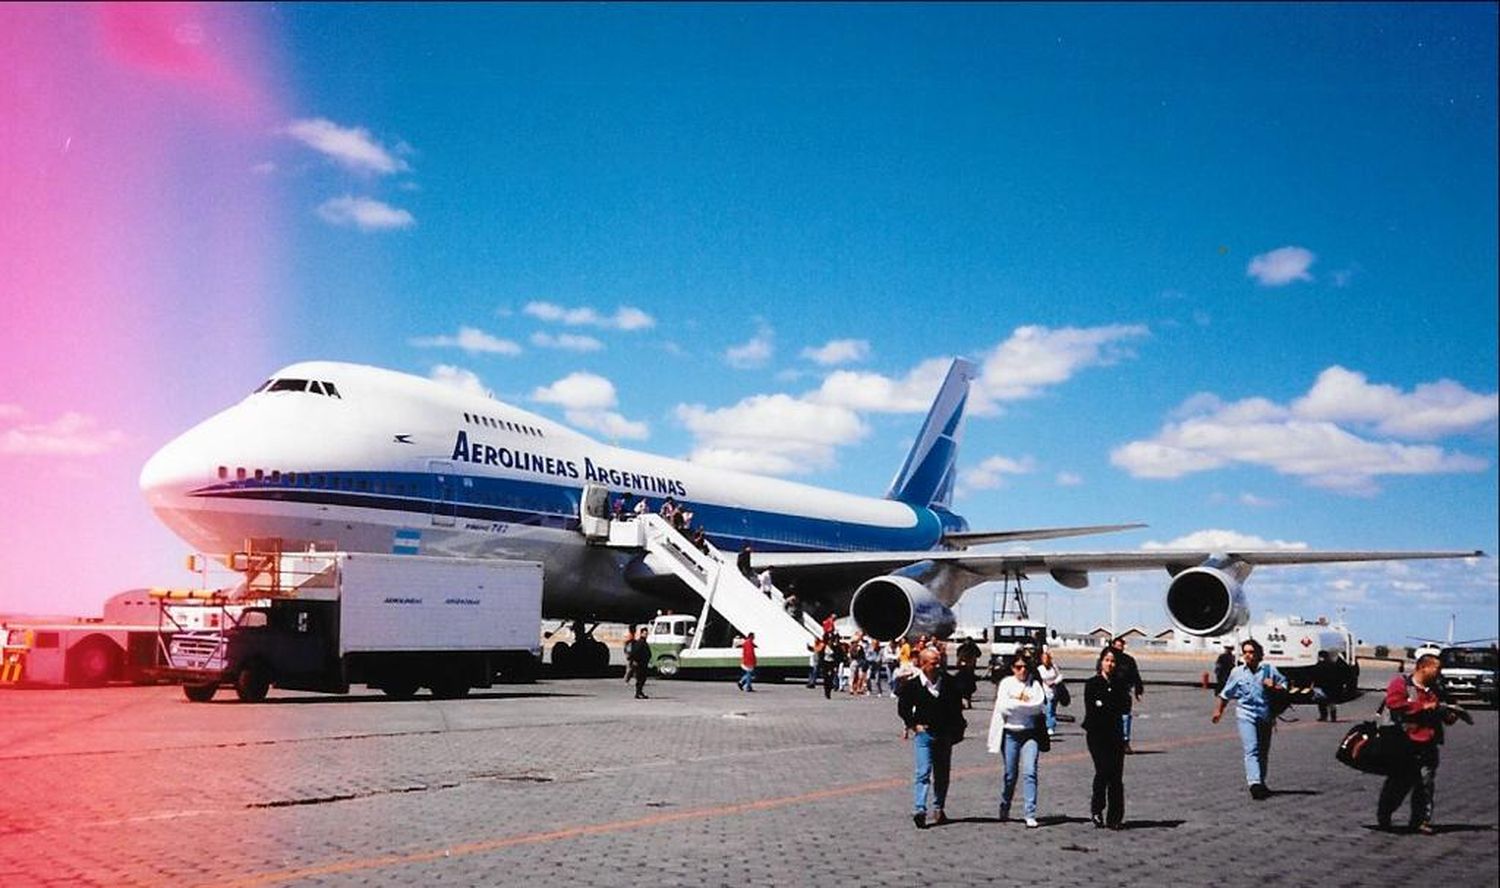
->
xmin=225 ymin=600 xmax=342 ymax=700
xmin=646 ymin=614 xmax=698 ymax=676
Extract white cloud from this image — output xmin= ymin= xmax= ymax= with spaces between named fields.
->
xmin=0 ymin=409 xmax=126 ymax=457
xmin=428 ymin=365 xmax=489 ymax=397
xmin=530 ymin=331 xmax=604 ymax=353
xmin=1238 ymin=492 xmax=1276 ymax=508
xmin=1056 ymin=471 xmax=1083 ymax=487
xmin=1111 ymin=372 xmax=1491 ymax=494
xmin=1246 ymin=245 xmax=1315 ymax=286
xmin=532 ymin=373 xmax=648 ymax=440
xmin=725 ymin=327 xmax=774 ymax=369
xmin=811 ymin=358 xmax=953 ymax=413
xmin=1291 ymin=366 xmax=1497 ymax=440
xmin=522 ymin=302 xmax=655 ymax=331
xmin=802 ymin=339 xmax=870 ymax=366
xmin=284 ymin=118 xmax=408 ymax=175
xmin=676 ymin=395 xmax=868 ymax=475
xmin=565 ymin=410 xmax=648 ymax=441
xmin=532 ymin=372 xmax=618 ymax=411
xmin=316 ymin=196 xmax=414 ymax=231
xmin=410 ymin=327 xmax=522 ymax=356
xmin=971 ymin=324 xmax=1150 ymax=413
xmin=959 ymin=454 xmax=1036 ymax=492
xmin=1141 ymin=529 xmax=1308 ymax=551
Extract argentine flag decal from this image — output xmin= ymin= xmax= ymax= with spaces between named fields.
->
xmin=393 ymin=529 xmax=421 ymax=555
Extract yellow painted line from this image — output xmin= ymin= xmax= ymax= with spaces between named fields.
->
xmin=210 ymin=718 xmax=1322 ymax=888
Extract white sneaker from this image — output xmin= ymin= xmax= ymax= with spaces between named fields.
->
xmin=1025 ymin=817 xmax=1039 ymax=829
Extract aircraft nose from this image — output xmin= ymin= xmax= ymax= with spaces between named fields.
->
xmin=140 ymin=428 xmax=205 ymax=505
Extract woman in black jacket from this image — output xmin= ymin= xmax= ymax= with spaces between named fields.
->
xmin=1083 ymin=647 xmax=1132 ymax=828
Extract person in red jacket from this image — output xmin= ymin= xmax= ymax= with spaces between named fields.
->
xmin=737 ymin=632 xmax=758 ymax=692
xmin=1378 ymin=653 xmax=1469 ymax=833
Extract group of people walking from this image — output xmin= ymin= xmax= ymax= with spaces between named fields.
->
xmin=901 ymin=635 xmax=1468 ymax=833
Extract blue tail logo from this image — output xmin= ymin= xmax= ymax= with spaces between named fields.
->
xmin=886 ymin=358 xmax=977 ymax=509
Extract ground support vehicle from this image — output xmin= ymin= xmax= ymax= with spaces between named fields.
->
xmin=152 ymin=550 xmax=543 ymax=702
xmin=1437 ymin=646 xmax=1498 ymax=707
xmin=644 ymin=614 xmax=807 ymax=679
xmin=987 ymin=618 xmax=1048 ymax=680
xmin=0 ymin=589 xmax=237 ymax=688
xmin=1249 ymin=614 xmax=1359 ymax=703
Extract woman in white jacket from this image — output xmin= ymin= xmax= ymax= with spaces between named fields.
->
xmin=987 ymin=655 xmax=1047 ymax=827
xmin=1037 ymin=648 xmax=1063 ymax=737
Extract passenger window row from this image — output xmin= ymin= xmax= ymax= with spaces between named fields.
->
xmin=462 ymin=412 xmax=544 ymax=437
xmin=216 ymin=466 xmax=419 ymax=496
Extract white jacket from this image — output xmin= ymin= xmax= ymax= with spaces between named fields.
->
xmin=986 ymin=676 xmax=1047 ymax=753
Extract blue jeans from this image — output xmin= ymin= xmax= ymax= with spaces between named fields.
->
xmin=1001 ymin=729 xmax=1040 ymax=818
xmin=1121 ymin=711 xmax=1133 ymax=743
xmin=1236 ymin=717 xmax=1274 ymax=785
xmin=1045 ymin=696 xmax=1058 ymax=734
xmin=738 ymin=666 xmax=755 ymax=691
xmin=911 ymin=731 xmax=952 ymax=815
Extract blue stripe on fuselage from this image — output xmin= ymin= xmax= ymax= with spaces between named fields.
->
xmin=188 ymin=469 xmax=944 ymax=553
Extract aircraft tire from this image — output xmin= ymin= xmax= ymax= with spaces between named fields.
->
xmin=579 ymin=638 xmax=611 ymax=674
xmin=550 ymin=641 xmax=573 ymax=673
xmin=428 ymin=676 xmax=470 ymax=699
xmin=183 ymin=682 xmax=218 ymax=703
xmin=234 ymin=662 xmax=271 ymax=703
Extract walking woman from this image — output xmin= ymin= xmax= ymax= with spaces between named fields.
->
xmin=987 ymin=654 xmax=1047 ymax=828
xmin=1037 ymin=648 xmax=1063 ymax=736
xmin=1084 ymin=647 xmax=1131 ymax=828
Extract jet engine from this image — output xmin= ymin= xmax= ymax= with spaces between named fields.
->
xmin=850 ymin=575 xmax=957 ymax=641
xmin=1165 ymin=564 xmax=1250 ymax=637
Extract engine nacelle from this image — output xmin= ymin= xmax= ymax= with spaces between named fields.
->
xmin=1165 ymin=565 xmax=1250 ymax=637
xmin=850 ymin=575 xmax=957 ymax=641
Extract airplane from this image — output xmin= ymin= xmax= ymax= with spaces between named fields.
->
xmin=139 ymin=357 xmax=1484 ymax=668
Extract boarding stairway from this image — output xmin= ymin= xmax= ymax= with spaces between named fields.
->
xmin=579 ymin=489 xmax=821 ymax=660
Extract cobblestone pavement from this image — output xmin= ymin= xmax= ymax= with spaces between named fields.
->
xmin=0 ymin=671 xmax=1494 ymax=887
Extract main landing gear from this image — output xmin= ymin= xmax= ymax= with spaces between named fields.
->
xmin=546 ymin=619 xmax=611 ymax=676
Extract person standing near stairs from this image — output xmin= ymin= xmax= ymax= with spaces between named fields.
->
xmin=737 ymin=632 xmax=758 ymax=692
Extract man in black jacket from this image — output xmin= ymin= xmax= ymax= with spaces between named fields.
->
xmin=897 ymin=648 xmax=967 ymax=829
xmin=625 ymin=627 xmax=652 ymax=699
xmin=1111 ymin=636 xmax=1145 ymax=753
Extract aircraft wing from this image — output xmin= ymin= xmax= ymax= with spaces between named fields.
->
xmin=753 ymin=547 xmax=1486 ymax=590
xmin=941 ymin=523 xmax=1146 ymax=547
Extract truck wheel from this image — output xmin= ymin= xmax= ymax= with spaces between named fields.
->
xmin=67 ymin=639 xmax=119 ymax=687
xmin=234 ymin=662 xmax=271 ymax=702
xmin=183 ymin=682 xmax=218 ymax=703
xmin=656 ymin=655 xmax=679 ymax=677
xmin=380 ymin=678 xmax=420 ymax=699
xmin=428 ymin=676 xmax=470 ymax=699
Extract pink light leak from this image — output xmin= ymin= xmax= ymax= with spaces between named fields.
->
xmin=0 ymin=4 xmax=289 ymax=616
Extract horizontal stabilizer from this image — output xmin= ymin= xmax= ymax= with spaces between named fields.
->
xmin=943 ymin=523 xmax=1147 ymax=548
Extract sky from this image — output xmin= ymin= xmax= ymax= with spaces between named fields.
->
xmin=1 ymin=3 xmax=1496 ymax=646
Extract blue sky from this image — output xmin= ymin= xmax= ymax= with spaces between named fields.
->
xmin=3 ymin=3 xmax=1496 ymax=645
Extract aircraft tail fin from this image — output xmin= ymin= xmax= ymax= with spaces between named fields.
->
xmin=886 ymin=358 xmax=978 ymax=509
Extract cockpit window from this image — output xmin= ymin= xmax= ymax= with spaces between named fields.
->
xmin=255 ymin=378 xmax=343 ymax=398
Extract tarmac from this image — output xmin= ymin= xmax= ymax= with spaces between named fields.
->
xmin=0 ymin=657 xmax=1495 ymax=887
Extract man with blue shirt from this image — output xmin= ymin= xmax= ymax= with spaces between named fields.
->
xmin=1211 ymin=638 xmax=1287 ymax=800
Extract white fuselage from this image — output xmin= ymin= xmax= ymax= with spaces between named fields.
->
xmin=141 ymin=362 xmax=952 ymax=623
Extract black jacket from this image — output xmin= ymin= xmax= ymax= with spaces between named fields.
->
xmin=897 ymin=672 xmax=967 ymax=741
xmin=1082 ymin=673 xmax=1132 ymax=736
xmin=1114 ymin=650 xmax=1144 ymax=700
xmin=625 ymin=638 xmax=652 ymax=666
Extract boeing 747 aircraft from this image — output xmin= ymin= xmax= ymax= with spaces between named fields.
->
xmin=140 ymin=358 xmax=1481 ymax=659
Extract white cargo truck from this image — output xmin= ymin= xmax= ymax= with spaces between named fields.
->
xmin=1248 ymin=614 xmax=1358 ymax=702
xmin=157 ymin=552 xmax=543 ymax=702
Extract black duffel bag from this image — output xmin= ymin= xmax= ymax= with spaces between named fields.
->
xmin=1335 ymin=720 xmax=1409 ymax=775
